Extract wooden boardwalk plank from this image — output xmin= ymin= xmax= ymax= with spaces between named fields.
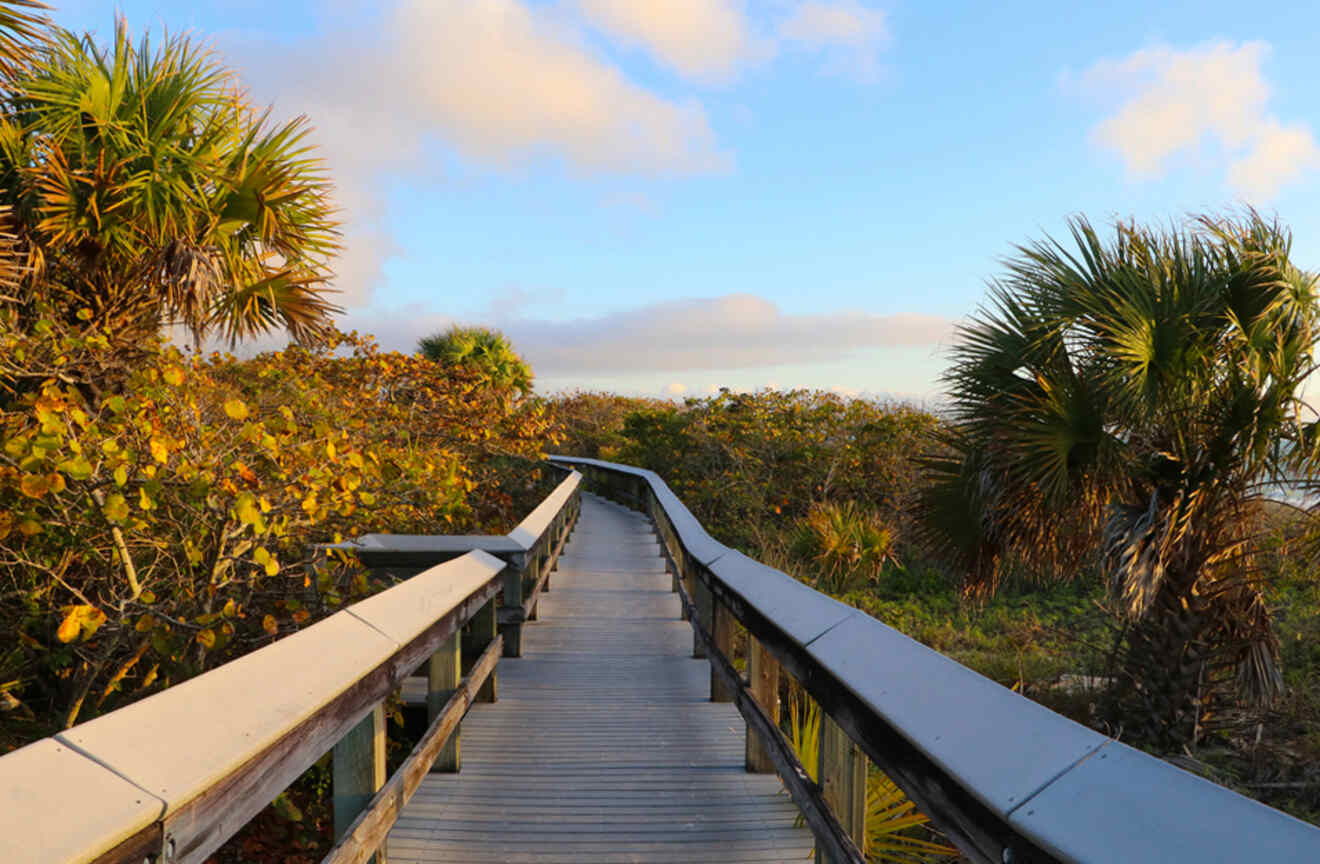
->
xmin=387 ymin=494 xmax=813 ymax=863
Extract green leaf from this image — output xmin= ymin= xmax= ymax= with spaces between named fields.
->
xmin=58 ymin=456 xmax=93 ymax=481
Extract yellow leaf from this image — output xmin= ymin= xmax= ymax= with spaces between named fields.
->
xmin=113 ymin=465 xmax=128 ymax=487
xmin=0 ymin=512 xmax=10 ymax=541
xmin=223 ymin=399 xmax=249 ymax=421
xmin=19 ymin=474 xmax=50 ymax=499
xmin=149 ymin=437 xmax=169 ymax=464
xmin=253 ymin=546 xmax=271 ymax=566
xmin=162 ymin=366 xmax=185 ymax=386
xmin=140 ymin=590 xmax=156 ymax=604
xmin=222 ymin=599 xmax=238 ymax=618
xmin=262 ymin=614 xmax=278 ymax=635
xmin=301 ymin=494 xmax=318 ymax=516
xmin=18 ymin=518 xmax=42 ymax=536
xmin=292 ymin=609 xmax=310 ymax=624
xmin=197 ymin=629 xmax=216 ymax=649
xmin=233 ymin=492 xmax=261 ymax=526
xmin=102 ymin=493 xmax=129 ymax=524
xmin=56 ymin=610 xmax=81 ymax=643
xmin=138 ymin=488 xmax=153 ymax=511
xmin=265 ymin=555 xmax=279 ymax=577
xmin=57 ymin=605 xmax=106 ymax=643
xmin=325 ymin=441 xmax=336 ymax=460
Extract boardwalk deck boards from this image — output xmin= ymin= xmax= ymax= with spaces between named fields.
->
xmin=386 ymin=494 xmax=813 ymax=863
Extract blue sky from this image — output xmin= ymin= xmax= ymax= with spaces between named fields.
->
xmin=52 ymin=1 xmax=1320 ymax=400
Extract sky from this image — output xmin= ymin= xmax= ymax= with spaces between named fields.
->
xmin=49 ymin=0 xmax=1320 ymax=401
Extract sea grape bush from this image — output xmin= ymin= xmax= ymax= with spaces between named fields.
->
xmin=0 ymin=323 xmax=553 ymax=745
xmin=611 ymin=388 xmax=940 ymax=554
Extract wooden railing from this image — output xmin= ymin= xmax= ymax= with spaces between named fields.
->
xmin=0 ymin=468 xmax=581 ymax=864
xmin=551 ymin=455 xmax=1320 ymax=864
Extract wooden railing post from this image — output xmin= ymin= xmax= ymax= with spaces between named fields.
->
xmin=502 ymin=553 xmax=526 ymax=657
xmin=672 ymin=546 xmax=690 ymax=621
xmin=745 ymin=635 xmax=779 ymax=772
xmin=544 ymin=513 xmax=559 ymax=593
xmin=429 ymin=633 xmax=461 ymax=772
xmin=817 ymin=714 xmax=867 ymax=864
xmin=526 ymin=543 xmax=542 ymax=622
xmin=692 ymin=575 xmax=712 ymax=659
xmin=711 ymin=600 xmax=734 ymax=702
xmin=334 ymin=703 xmax=387 ymax=863
xmin=464 ymin=596 xmax=498 ymax=703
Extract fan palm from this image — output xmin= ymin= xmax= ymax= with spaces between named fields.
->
xmin=923 ymin=212 xmax=1319 ymax=748
xmin=418 ymin=325 xmax=533 ymax=397
xmin=0 ymin=18 xmax=340 ymax=355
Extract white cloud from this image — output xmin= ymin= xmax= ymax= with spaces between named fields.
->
xmin=576 ymin=0 xmax=767 ymax=82
xmin=343 ymin=293 xmax=953 ymax=377
xmin=226 ymin=0 xmax=729 ymax=307
xmin=1227 ymin=119 xmax=1320 ymax=202
xmin=1082 ymin=41 xmax=1318 ymax=201
xmin=778 ymin=1 xmax=889 ymax=80
xmin=395 ymin=0 xmax=728 ymax=174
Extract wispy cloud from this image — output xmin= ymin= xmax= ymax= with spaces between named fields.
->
xmin=229 ymin=0 xmax=730 ymax=307
xmin=1082 ymin=40 xmax=1318 ymax=201
xmin=778 ymin=1 xmax=889 ymax=80
xmin=575 ymin=0 xmax=770 ymax=82
xmin=221 ymin=1 xmax=893 ymax=311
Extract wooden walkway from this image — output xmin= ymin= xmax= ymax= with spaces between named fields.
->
xmin=387 ymin=493 xmax=814 ymax=863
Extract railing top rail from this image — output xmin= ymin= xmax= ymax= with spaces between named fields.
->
xmin=1 ymin=549 xmax=505 ymax=864
xmin=550 ymin=455 xmax=1320 ymax=864
xmin=548 ymin=458 xmax=725 ymax=564
xmin=333 ymin=469 xmax=582 ymax=566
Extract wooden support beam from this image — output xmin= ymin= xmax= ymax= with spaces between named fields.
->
xmin=428 ymin=633 xmax=460 ymax=773
xmin=817 ymin=714 xmax=867 ymax=864
xmin=711 ymin=600 xmax=734 ymax=703
xmin=745 ymin=636 xmax=779 ymax=773
xmin=333 ymin=704 xmax=386 ymax=863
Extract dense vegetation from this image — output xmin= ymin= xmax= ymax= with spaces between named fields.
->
xmin=1 ymin=2 xmax=1317 ymax=860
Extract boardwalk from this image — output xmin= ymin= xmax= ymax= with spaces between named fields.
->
xmin=387 ymin=493 xmax=814 ymax=863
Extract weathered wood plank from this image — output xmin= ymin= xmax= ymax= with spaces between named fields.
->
xmin=389 ymin=494 xmax=812 ymax=863
xmin=674 ymin=563 xmax=865 ymax=864
xmin=321 ymin=636 xmax=502 ymax=864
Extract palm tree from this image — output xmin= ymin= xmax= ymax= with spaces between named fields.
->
xmin=0 ymin=1 xmax=47 ymax=297
xmin=922 ymin=212 xmax=1318 ymax=749
xmin=0 ymin=17 xmax=340 ymax=359
xmin=418 ymin=325 xmax=533 ymax=397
